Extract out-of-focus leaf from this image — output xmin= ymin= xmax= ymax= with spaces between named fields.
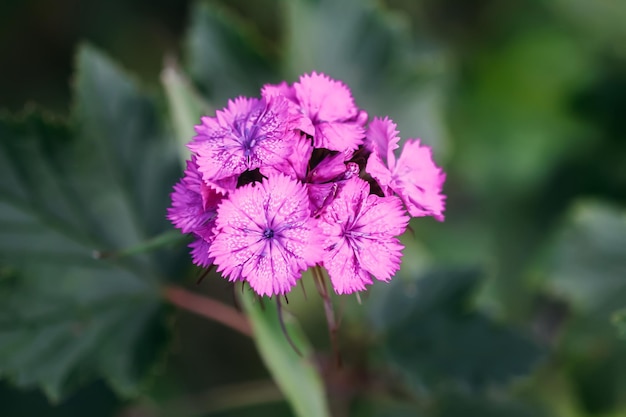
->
xmin=161 ymin=60 xmax=211 ymax=165
xmin=552 ymin=0 xmax=626 ymax=49
xmin=239 ymin=291 xmax=330 ymax=417
xmin=0 ymin=45 xmax=181 ymax=401
xmin=283 ymin=0 xmax=450 ymax=156
xmin=185 ymin=2 xmax=277 ymax=105
xmin=544 ymin=201 xmax=626 ymax=414
xmin=436 ymin=389 xmax=546 ymax=417
xmin=544 ymin=201 xmax=626 ymax=316
xmin=613 ymin=308 xmax=626 ymax=339
xmin=373 ymin=269 xmax=543 ymax=388
xmin=452 ymin=28 xmax=593 ymax=196
xmin=351 ymin=399 xmax=425 ymax=417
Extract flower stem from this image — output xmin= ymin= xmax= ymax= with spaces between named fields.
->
xmin=276 ymin=297 xmax=303 ymax=357
xmin=163 ymin=284 xmax=252 ymax=337
xmin=313 ymin=265 xmax=342 ymax=367
xmin=93 ymin=230 xmax=188 ymax=260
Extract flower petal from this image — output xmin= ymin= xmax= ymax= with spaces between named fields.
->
xmin=393 ymin=139 xmax=446 ymax=220
xmin=210 ymin=174 xmax=324 ymax=295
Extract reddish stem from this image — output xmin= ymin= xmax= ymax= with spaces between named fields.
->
xmin=163 ymin=285 xmax=252 ymax=337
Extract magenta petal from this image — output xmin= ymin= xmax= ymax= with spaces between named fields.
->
xmin=323 ymin=238 xmax=372 ymax=294
xmin=260 ymin=132 xmax=312 ymax=180
xmin=307 ymin=182 xmax=339 ymax=215
xmin=167 ymin=158 xmax=221 ymax=235
xmin=365 ymin=117 xmax=400 ymax=165
xmin=313 ymin=120 xmax=364 ymax=152
xmin=189 ymin=236 xmax=214 ymax=268
xmin=204 ymin=175 xmax=238 ymax=195
xmin=294 ymin=72 xmax=365 ymax=152
xmin=365 ymin=151 xmax=394 ymax=196
xmin=319 ymin=178 xmax=409 ymax=294
xmin=364 ymin=120 xmax=447 ymax=221
xmin=308 ymin=152 xmax=347 ymax=183
xmin=262 ymin=81 xmax=315 ymax=136
xmin=294 ymin=72 xmax=358 ymax=121
xmin=209 ymin=174 xmax=324 ymax=296
xmin=189 ymin=96 xmax=296 ymax=183
xmin=261 ymin=81 xmax=297 ymax=102
xmin=393 ymin=139 xmax=446 ymax=221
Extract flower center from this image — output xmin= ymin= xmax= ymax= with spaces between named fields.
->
xmin=262 ymin=228 xmax=275 ymax=239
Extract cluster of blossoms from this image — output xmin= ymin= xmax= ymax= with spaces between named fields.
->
xmin=168 ymin=72 xmax=445 ymax=297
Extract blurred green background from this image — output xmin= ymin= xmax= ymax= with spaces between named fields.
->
xmin=1 ymin=0 xmax=626 ymax=416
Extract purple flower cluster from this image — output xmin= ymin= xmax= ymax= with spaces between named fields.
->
xmin=168 ymin=72 xmax=446 ymax=296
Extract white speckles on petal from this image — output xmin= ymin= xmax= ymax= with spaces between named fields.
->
xmin=319 ymin=177 xmax=409 ymax=294
xmin=209 ymin=174 xmax=324 ymax=296
xmin=189 ymin=96 xmax=297 ymax=184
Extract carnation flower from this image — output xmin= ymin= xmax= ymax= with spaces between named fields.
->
xmin=319 ymin=177 xmax=409 ymax=294
xmin=189 ymin=95 xmax=299 ymax=184
xmin=263 ymin=72 xmax=366 ymax=153
xmin=306 ymin=152 xmax=360 ymax=215
xmin=260 ymin=133 xmax=313 ymax=181
xmin=209 ymin=174 xmax=324 ymax=296
xmin=167 ymin=157 xmax=223 ymax=267
xmin=366 ymin=117 xmax=446 ymax=221
xmin=261 ymin=82 xmax=314 ymax=136
xmin=294 ymin=72 xmax=366 ymax=152
xmin=189 ymin=237 xmax=213 ymax=268
xmin=168 ymin=73 xmax=446 ymax=298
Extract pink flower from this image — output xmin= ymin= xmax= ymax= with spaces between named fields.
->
xmin=188 ymin=96 xmax=299 ymax=183
xmin=167 ymin=158 xmax=221 ymax=234
xmin=261 ymin=82 xmax=315 ymax=136
xmin=363 ymin=116 xmax=400 ymax=157
xmin=293 ymin=72 xmax=366 ymax=152
xmin=366 ymin=117 xmax=446 ymax=221
xmin=167 ymin=158 xmax=223 ymax=266
xmin=209 ymin=174 xmax=324 ymax=296
xmin=306 ymin=152 xmax=360 ymax=215
xmin=189 ymin=238 xmax=213 ymax=268
xmin=319 ymin=177 xmax=409 ymax=294
xmin=260 ymin=133 xmax=313 ymax=181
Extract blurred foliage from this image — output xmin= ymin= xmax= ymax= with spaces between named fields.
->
xmin=376 ymin=269 xmax=543 ymax=388
xmin=0 ymin=46 xmax=182 ymax=401
xmin=1 ymin=0 xmax=626 ymax=416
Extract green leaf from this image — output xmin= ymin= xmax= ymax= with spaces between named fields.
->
xmin=551 ymin=0 xmax=626 ymax=49
xmin=351 ymin=400 xmax=426 ymax=417
xmin=375 ymin=269 xmax=543 ymax=388
xmin=239 ymin=291 xmax=330 ymax=417
xmin=0 ymin=45 xmax=181 ymax=401
xmin=435 ymin=389 xmax=546 ymax=417
xmin=161 ymin=60 xmax=211 ymax=166
xmin=185 ymin=2 xmax=277 ymax=104
xmin=544 ymin=200 xmax=626 ymax=317
xmin=452 ymin=28 xmax=593 ymax=196
xmin=613 ymin=308 xmax=626 ymax=339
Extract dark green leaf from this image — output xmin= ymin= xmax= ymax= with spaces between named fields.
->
xmin=185 ymin=2 xmax=277 ymax=105
xmin=435 ymin=389 xmax=546 ymax=417
xmin=375 ymin=269 xmax=544 ymax=388
xmin=613 ymin=308 xmax=626 ymax=339
xmin=544 ymin=200 xmax=626 ymax=317
xmin=0 ymin=45 xmax=181 ymax=401
xmin=451 ymin=28 xmax=593 ymax=195
xmin=351 ymin=399 xmax=425 ymax=417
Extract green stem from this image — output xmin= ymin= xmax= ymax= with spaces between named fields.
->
xmin=313 ymin=265 xmax=341 ymax=367
xmin=93 ymin=229 xmax=188 ymax=259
